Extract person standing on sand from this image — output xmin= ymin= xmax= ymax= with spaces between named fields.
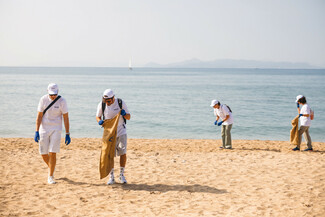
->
xmin=96 ymin=89 xmax=131 ymax=185
xmin=292 ymin=95 xmax=313 ymax=151
xmin=34 ymin=83 xmax=71 ymax=184
xmin=210 ymin=100 xmax=234 ymax=149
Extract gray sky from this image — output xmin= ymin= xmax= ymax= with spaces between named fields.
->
xmin=0 ymin=0 xmax=324 ymax=67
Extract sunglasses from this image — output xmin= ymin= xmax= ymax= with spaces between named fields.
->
xmin=104 ymin=96 xmax=114 ymax=101
xmin=49 ymin=94 xmax=58 ymax=96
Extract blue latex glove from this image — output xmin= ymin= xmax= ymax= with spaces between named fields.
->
xmin=65 ymin=134 xmax=71 ymax=145
xmin=299 ymin=114 xmax=303 ymax=117
xmin=214 ymin=120 xmax=218 ymax=125
xmin=217 ymin=121 xmax=224 ymax=126
xmin=121 ymin=109 xmax=126 ymax=116
xmin=34 ymin=131 xmax=40 ymax=143
xmin=98 ymin=120 xmax=104 ymax=125
xmin=297 ymin=103 xmax=300 ymax=108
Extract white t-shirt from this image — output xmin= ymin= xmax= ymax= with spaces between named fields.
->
xmin=214 ymin=104 xmax=234 ymax=125
xmin=37 ymin=95 xmax=68 ymax=132
xmin=300 ymin=104 xmax=311 ymax=127
xmin=96 ymin=99 xmax=129 ymax=137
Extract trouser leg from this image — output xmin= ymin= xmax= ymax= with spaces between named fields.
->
xmin=303 ymin=127 xmax=312 ymax=149
xmin=225 ymin=124 xmax=232 ymax=148
xmin=221 ymin=125 xmax=226 ymax=148
xmin=297 ymin=126 xmax=307 ymax=149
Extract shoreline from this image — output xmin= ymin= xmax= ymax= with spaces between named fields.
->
xmin=1 ymin=137 xmax=324 ymax=152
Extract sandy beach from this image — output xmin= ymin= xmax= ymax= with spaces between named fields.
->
xmin=0 ymin=138 xmax=324 ymax=216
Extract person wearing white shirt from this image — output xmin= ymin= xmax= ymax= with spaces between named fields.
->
xmin=34 ymin=83 xmax=70 ymax=184
xmin=210 ymin=100 xmax=234 ymax=149
xmin=292 ymin=95 xmax=313 ymax=151
xmin=96 ymin=89 xmax=131 ymax=185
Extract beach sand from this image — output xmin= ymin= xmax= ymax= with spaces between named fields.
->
xmin=1 ymin=138 xmax=324 ymax=216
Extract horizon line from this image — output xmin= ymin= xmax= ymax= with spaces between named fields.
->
xmin=0 ymin=66 xmax=325 ymax=70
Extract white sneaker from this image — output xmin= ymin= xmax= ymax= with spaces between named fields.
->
xmin=48 ymin=176 xmax=56 ymax=184
xmin=107 ymin=176 xmax=115 ymax=185
xmin=119 ymin=174 xmax=127 ymax=184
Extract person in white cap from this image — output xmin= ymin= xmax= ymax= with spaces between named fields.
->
xmin=96 ymin=89 xmax=131 ymax=185
xmin=292 ymin=95 xmax=313 ymax=151
xmin=34 ymin=83 xmax=70 ymax=184
xmin=210 ymin=100 xmax=234 ymax=149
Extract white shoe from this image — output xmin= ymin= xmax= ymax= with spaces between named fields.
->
xmin=107 ymin=176 xmax=115 ymax=185
xmin=48 ymin=176 xmax=56 ymax=184
xmin=119 ymin=174 xmax=127 ymax=184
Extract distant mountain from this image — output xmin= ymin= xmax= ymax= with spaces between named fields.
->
xmin=144 ymin=58 xmax=317 ymax=69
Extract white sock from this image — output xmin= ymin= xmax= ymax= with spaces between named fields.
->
xmin=120 ymin=167 xmax=125 ymax=175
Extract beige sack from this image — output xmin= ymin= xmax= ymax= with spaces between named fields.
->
xmin=99 ymin=112 xmax=120 ymax=179
xmin=290 ymin=115 xmax=300 ymax=147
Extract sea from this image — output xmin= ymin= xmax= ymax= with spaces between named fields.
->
xmin=0 ymin=67 xmax=324 ymax=142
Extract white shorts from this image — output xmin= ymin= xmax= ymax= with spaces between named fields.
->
xmin=39 ymin=130 xmax=61 ymax=155
xmin=115 ymin=134 xmax=127 ymax=156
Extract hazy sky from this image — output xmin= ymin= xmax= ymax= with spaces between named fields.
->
xmin=1 ymin=0 xmax=324 ymax=67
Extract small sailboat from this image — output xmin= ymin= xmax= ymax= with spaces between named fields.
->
xmin=128 ymin=59 xmax=132 ymax=70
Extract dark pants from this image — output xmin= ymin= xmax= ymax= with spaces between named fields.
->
xmin=221 ymin=124 xmax=232 ymax=149
xmin=298 ymin=126 xmax=312 ymax=149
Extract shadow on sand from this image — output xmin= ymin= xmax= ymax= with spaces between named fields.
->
xmin=121 ymin=183 xmax=227 ymax=194
xmin=57 ymin=178 xmax=227 ymax=194
xmin=57 ymin=177 xmax=104 ymax=186
xmin=237 ymin=147 xmax=325 ymax=153
xmin=237 ymin=147 xmax=281 ymax=152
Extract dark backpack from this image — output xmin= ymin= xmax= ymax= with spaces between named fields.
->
xmin=101 ymin=98 xmax=126 ymax=124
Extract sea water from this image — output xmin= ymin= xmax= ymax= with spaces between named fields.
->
xmin=0 ymin=67 xmax=324 ymax=141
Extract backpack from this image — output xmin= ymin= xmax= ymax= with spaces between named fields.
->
xmin=310 ymin=108 xmax=314 ymax=120
xmin=224 ymin=104 xmax=232 ymax=113
xmin=101 ymin=98 xmax=126 ymax=124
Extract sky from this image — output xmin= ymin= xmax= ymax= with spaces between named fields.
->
xmin=0 ymin=0 xmax=325 ymax=67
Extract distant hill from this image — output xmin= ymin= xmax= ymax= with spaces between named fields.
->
xmin=144 ymin=58 xmax=317 ymax=69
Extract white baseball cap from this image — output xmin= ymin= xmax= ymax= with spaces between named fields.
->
xmin=47 ymin=83 xmax=59 ymax=95
xmin=103 ymin=89 xmax=115 ymax=98
xmin=210 ymin=99 xmax=219 ymax=107
xmin=296 ymin=95 xmax=304 ymax=103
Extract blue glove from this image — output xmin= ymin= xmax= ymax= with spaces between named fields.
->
xmin=217 ymin=121 xmax=224 ymax=126
xmin=297 ymin=103 xmax=299 ymax=108
xmin=65 ymin=134 xmax=71 ymax=145
xmin=299 ymin=114 xmax=303 ymax=117
xmin=121 ymin=109 xmax=126 ymax=116
xmin=34 ymin=131 xmax=40 ymax=143
xmin=98 ymin=120 xmax=104 ymax=125
xmin=214 ymin=120 xmax=218 ymax=125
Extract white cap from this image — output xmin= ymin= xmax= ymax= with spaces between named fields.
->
xmin=103 ymin=89 xmax=115 ymax=98
xmin=296 ymin=95 xmax=304 ymax=103
xmin=47 ymin=83 xmax=59 ymax=95
xmin=210 ymin=99 xmax=219 ymax=107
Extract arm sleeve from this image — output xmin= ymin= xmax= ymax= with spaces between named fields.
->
xmin=96 ymin=102 xmax=103 ymax=117
xmin=222 ymin=105 xmax=230 ymax=115
xmin=301 ymin=105 xmax=310 ymax=115
xmin=61 ymin=98 xmax=69 ymax=114
xmin=122 ymin=101 xmax=129 ymax=114
xmin=37 ymin=97 xmax=44 ymax=112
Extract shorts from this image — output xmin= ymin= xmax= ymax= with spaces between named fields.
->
xmin=39 ymin=130 xmax=61 ymax=155
xmin=115 ymin=134 xmax=127 ymax=156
